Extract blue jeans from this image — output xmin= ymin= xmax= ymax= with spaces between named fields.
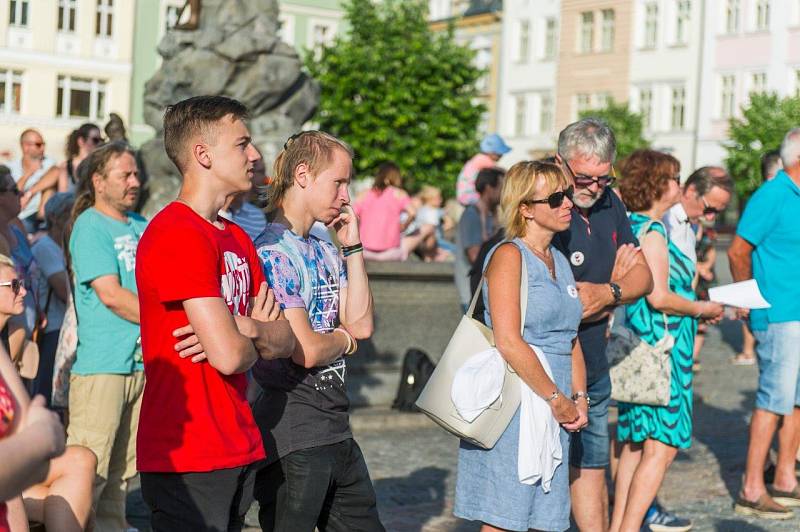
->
xmin=570 ymin=372 xmax=612 ymax=468
xmin=754 ymin=321 xmax=800 ymax=415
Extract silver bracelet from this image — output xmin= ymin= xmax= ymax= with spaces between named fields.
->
xmin=544 ymin=390 xmax=560 ymax=403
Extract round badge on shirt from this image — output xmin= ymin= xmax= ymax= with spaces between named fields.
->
xmin=570 ymin=251 xmax=585 ymax=267
xmin=567 ymin=285 xmax=579 ymax=298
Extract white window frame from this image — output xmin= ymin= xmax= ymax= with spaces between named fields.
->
xmin=579 ymin=11 xmax=594 ymax=54
xmin=749 ymin=71 xmax=767 ymax=95
xmin=575 ymin=93 xmax=591 ymax=119
xmin=543 ymin=17 xmax=558 ymax=60
xmin=719 ymin=74 xmax=736 ymax=118
xmin=674 ymin=0 xmax=690 ymax=45
xmin=58 ymin=0 xmax=78 ymax=33
xmin=538 ymin=92 xmax=553 ymax=134
xmin=600 ymin=9 xmax=615 ymax=52
xmin=670 ymin=86 xmax=686 ymax=130
xmin=429 ymin=0 xmax=451 ymax=21
xmin=794 ymin=68 xmax=800 ymax=97
xmin=638 ymin=87 xmax=653 ymax=131
xmin=754 ymin=0 xmax=770 ymax=31
xmin=643 ymin=2 xmax=658 ymax=49
xmin=517 ymin=20 xmax=530 ymax=63
xmin=96 ymin=0 xmax=114 ymax=38
xmin=278 ymin=13 xmax=296 ymax=45
xmin=724 ymin=0 xmax=740 ymax=34
xmin=57 ymin=75 xmax=107 ymax=121
xmin=0 ymin=69 xmax=23 ymax=114
xmin=9 ymin=0 xmax=29 ymax=27
xmin=307 ymin=18 xmax=336 ymax=51
xmin=513 ymin=94 xmax=528 ymax=137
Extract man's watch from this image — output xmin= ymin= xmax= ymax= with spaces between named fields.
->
xmin=609 ymin=282 xmax=622 ymax=305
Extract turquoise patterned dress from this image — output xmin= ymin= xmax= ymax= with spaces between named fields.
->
xmin=617 ymin=214 xmax=698 ymax=449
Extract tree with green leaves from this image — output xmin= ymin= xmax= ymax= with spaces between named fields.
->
xmin=579 ymin=99 xmax=650 ymax=163
xmin=724 ymin=92 xmax=800 ymax=200
xmin=304 ymin=0 xmax=485 ymax=193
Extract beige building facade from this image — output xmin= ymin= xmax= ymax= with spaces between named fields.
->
xmin=555 ymin=0 xmax=633 ymax=130
xmin=430 ymin=0 xmax=503 ymax=134
xmin=0 ymin=0 xmax=135 ymax=161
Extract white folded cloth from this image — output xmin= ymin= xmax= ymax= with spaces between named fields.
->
xmin=450 ymin=345 xmax=562 ymax=491
xmin=451 ymin=347 xmax=506 ymax=422
xmin=518 ymin=344 xmax=562 ymax=491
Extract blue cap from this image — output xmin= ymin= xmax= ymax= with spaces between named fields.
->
xmin=480 ymin=133 xmax=511 ymax=155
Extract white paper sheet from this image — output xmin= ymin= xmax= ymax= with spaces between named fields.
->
xmin=708 ymin=279 xmax=771 ymax=309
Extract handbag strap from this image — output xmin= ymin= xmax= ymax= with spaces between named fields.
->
xmin=466 ymin=241 xmax=529 ymax=335
xmin=635 ymin=218 xmax=672 ymax=338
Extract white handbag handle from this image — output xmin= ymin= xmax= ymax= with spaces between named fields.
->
xmin=466 ymin=241 xmax=529 ymax=336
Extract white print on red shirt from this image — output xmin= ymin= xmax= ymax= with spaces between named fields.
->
xmin=221 ymin=251 xmax=250 ymax=316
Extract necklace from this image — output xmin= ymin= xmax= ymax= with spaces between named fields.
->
xmin=523 ymin=240 xmax=556 ymax=279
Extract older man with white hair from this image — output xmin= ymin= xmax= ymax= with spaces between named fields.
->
xmin=552 ymin=118 xmax=654 ymax=531
xmin=730 ymin=128 xmax=800 ymax=520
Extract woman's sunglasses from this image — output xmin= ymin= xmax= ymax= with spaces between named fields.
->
xmin=523 ymin=185 xmax=575 ymax=209
xmin=0 ymin=279 xmax=22 ymax=294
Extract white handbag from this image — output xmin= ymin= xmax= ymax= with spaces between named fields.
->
xmin=415 ymin=251 xmax=528 ymax=449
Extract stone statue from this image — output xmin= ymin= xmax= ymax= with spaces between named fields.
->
xmin=138 ymin=0 xmax=320 ymax=217
xmin=104 ymin=112 xmax=128 ymax=142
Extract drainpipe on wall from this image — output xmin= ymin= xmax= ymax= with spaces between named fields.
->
xmin=690 ymin=0 xmax=707 ymax=170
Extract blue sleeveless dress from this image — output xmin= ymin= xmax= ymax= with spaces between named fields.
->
xmin=617 ymin=214 xmax=697 ymax=449
xmin=454 ymin=239 xmax=583 ymax=532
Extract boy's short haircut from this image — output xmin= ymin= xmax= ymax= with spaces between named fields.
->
xmin=163 ymin=95 xmax=249 ymax=173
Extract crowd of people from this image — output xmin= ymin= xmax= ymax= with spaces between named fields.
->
xmin=0 ymin=93 xmax=797 ymax=532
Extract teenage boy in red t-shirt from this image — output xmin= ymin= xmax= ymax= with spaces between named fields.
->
xmin=135 ymin=96 xmax=295 ymax=531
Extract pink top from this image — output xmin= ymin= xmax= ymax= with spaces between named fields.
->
xmin=456 ymin=153 xmax=496 ymax=206
xmin=354 ymin=187 xmax=411 ymax=252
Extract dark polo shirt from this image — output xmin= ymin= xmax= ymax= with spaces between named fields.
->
xmin=553 ymin=188 xmax=637 ymax=385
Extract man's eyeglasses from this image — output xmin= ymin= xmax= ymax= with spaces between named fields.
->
xmin=561 ymin=157 xmax=616 ymax=188
xmin=523 ymin=185 xmax=574 ymax=209
xmin=0 ymin=279 xmax=22 ymax=295
xmin=23 ymin=141 xmax=44 ymax=148
xmin=702 ymin=196 xmax=723 ymax=216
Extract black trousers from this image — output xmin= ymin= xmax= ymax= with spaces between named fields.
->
xmin=255 ymin=439 xmax=385 ymax=532
xmin=141 ymin=463 xmax=258 ymax=532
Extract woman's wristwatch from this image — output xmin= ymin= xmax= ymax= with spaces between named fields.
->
xmin=572 ymin=391 xmax=591 ymax=406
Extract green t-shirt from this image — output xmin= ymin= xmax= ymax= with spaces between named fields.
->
xmin=69 ymin=208 xmax=147 ymax=375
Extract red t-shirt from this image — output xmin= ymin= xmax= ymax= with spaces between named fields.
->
xmin=135 ymin=202 xmax=266 ymax=472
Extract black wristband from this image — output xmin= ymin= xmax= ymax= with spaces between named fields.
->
xmin=342 ymin=243 xmax=363 ymax=257
xmin=341 ymin=242 xmax=362 ymax=253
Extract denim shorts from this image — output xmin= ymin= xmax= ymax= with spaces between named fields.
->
xmin=754 ymin=321 xmax=800 ymax=415
xmin=454 ymin=352 xmax=572 ymax=532
xmin=569 ymin=372 xmax=611 ymax=468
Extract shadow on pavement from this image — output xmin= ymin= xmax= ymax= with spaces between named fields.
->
xmin=374 ymin=466 xmax=449 ymax=530
xmin=692 ymin=389 xmax=756 ymax=500
xmin=713 ymin=518 xmax=769 ymax=531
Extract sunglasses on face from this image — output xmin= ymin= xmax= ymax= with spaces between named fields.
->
xmin=702 ymin=196 xmax=723 ymax=216
xmin=0 ymin=186 xmax=20 ymax=196
xmin=23 ymin=141 xmax=44 ymax=148
xmin=87 ymin=135 xmax=104 ymax=145
xmin=524 ymin=185 xmax=575 ymax=209
xmin=561 ymin=158 xmax=616 ymax=188
xmin=0 ymin=279 xmax=22 ymax=294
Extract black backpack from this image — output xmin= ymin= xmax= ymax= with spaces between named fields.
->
xmin=392 ymin=348 xmax=436 ymax=412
